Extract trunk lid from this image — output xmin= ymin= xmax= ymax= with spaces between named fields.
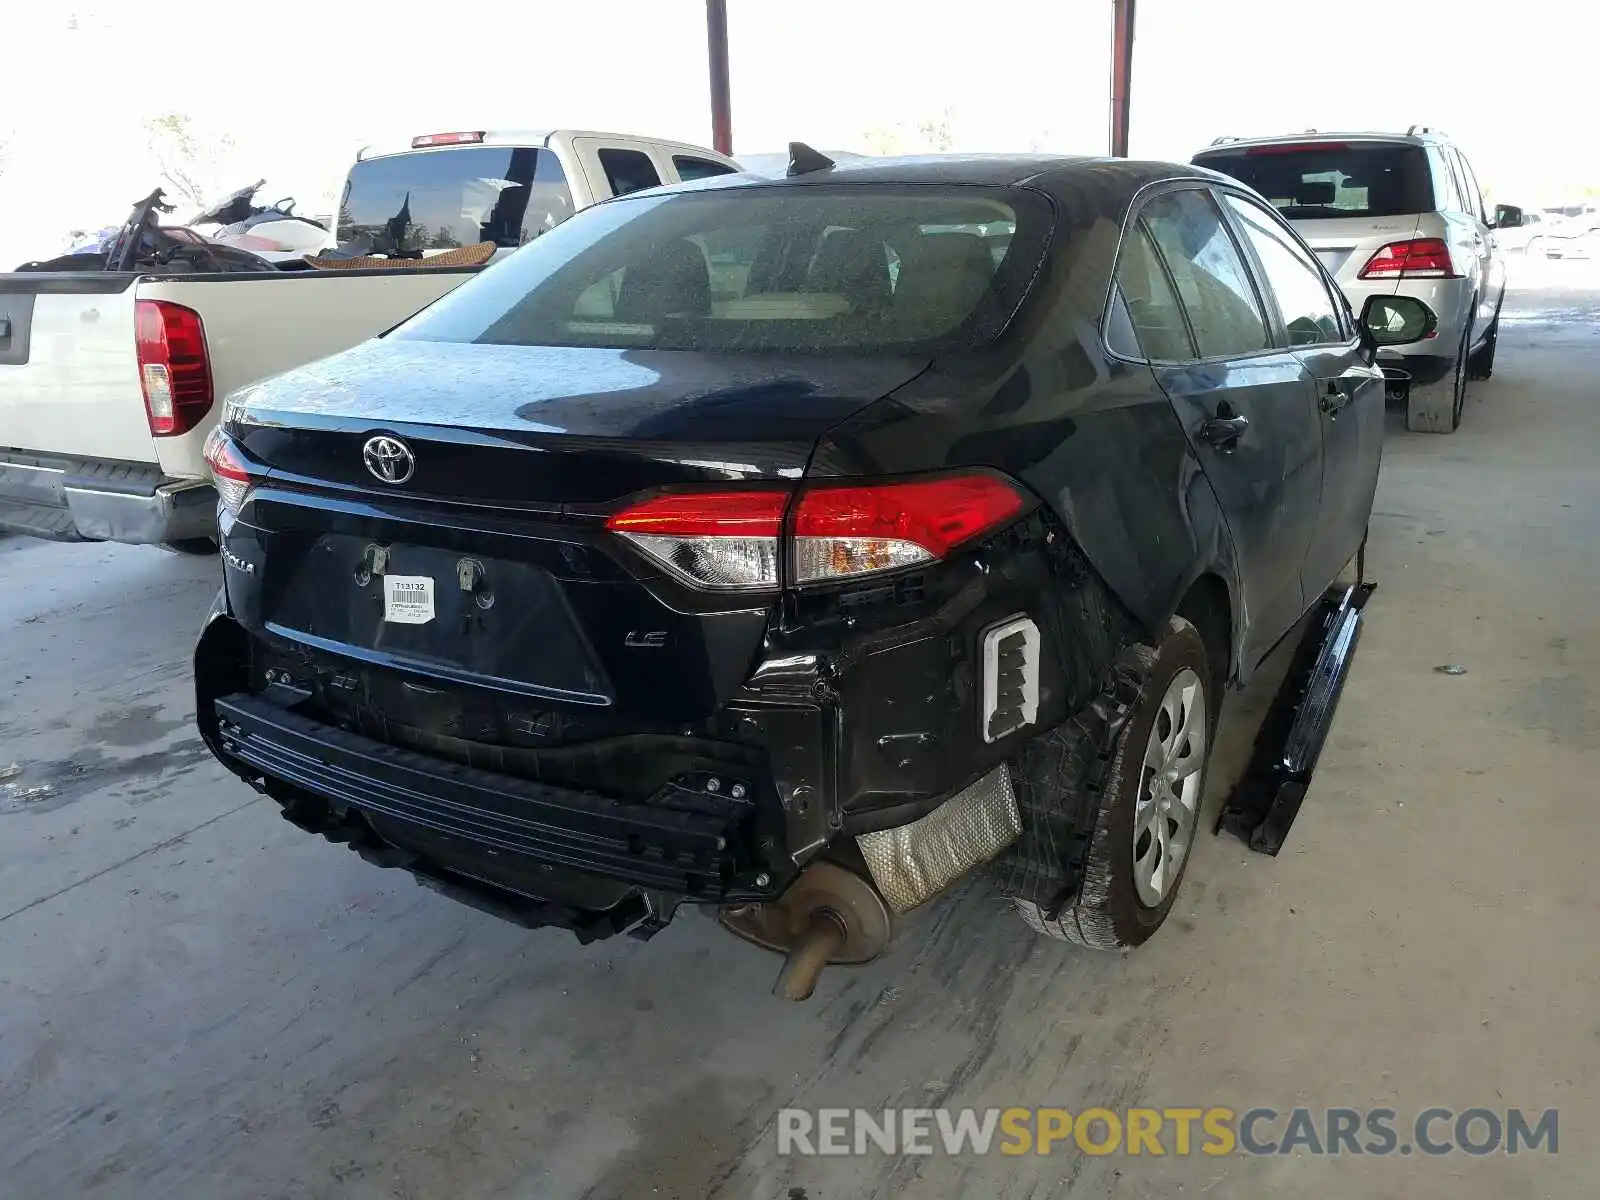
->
xmin=229 ymin=338 xmax=925 ymax=503
xmin=226 ymin=339 xmax=926 ymax=725
xmin=1287 ymin=214 xmax=1424 ymax=285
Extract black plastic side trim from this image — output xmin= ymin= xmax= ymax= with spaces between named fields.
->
xmin=1215 ymin=581 xmax=1376 ymax=855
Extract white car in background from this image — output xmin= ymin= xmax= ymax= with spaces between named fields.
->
xmin=1193 ymin=127 xmax=1524 ymax=434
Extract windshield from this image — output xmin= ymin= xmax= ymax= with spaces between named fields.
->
xmin=1195 ymin=142 xmax=1434 ymax=220
xmin=337 ymin=147 xmax=575 ymax=254
xmin=392 ymin=184 xmax=1051 ymax=355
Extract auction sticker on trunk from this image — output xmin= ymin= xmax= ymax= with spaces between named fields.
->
xmin=383 ymin=575 xmax=436 ymax=625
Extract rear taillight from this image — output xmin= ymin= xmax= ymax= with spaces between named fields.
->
xmin=203 ymin=428 xmax=254 ymax=516
xmin=607 ymin=490 xmax=788 ymax=589
xmin=791 ymin=475 xmax=1026 ymax=583
xmin=605 ymin=474 xmax=1028 ymax=591
xmin=136 ymin=300 xmax=213 ymax=436
xmin=1357 ymin=238 xmax=1457 ymax=279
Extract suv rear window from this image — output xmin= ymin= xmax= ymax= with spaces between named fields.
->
xmin=337 ymin=147 xmax=575 ymax=254
xmin=394 ymin=186 xmax=1051 ymax=356
xmin=1194 ymin=142 xmax=1435 ymax=219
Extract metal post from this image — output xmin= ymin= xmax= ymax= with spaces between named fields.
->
xmin=706 ymin=0 xmax=733 ymax=157
xmin=1109 ymin=0 xmax=1136 ymax=157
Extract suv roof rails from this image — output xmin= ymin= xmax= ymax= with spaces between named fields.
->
xmin=1407 ymin=124 xmax=1447 ymax=137
xmin=1209 ymin=135 xmax=1242 ymax=146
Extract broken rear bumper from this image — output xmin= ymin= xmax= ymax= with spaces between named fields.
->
xmin=213 ymin=690 xmax=768 ymax=900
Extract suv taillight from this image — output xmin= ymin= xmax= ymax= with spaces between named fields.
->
xmin=203 ymin=428 xmax=254 ymax=515
xmin=136 ymin=300 xmax=214 ymax=436
xmin=605 ymin=474 xmax=1029 ymax=590
xmin=1357 ymin=238 xmax=1457 ymax=279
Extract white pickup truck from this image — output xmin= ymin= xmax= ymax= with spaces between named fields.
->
xmin=0 ymin=129 xmax=740 ymax=548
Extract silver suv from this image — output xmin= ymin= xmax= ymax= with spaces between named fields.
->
xmin=1193 ymin=127 xmax=1523 ymax=433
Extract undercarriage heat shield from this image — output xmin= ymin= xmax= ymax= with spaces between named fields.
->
xmin=856 ymin=764 xmax=1021 ymax=912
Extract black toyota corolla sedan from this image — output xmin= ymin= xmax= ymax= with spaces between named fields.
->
xmin=195 ymin=148 xmax=1435 ymax=998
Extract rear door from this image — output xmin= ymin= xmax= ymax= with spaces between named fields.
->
xmin=1217 ymin=189 xmax=1384 ymax=599
xmin=1114 ymin=185 xmax=1324 ymax=666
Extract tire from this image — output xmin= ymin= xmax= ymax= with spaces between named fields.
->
xmin=1406 ymin=324 xmax=1470 ymax=434
xmin=1467 ymin=314 xmax=1499 ymax=381
xmin=1010 ymin=617 xmax=1216 ymax=950
xmin=161 ymin=537 xmax=219 ymax=556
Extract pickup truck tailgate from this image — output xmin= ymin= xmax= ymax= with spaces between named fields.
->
xmin=0 ymin=276 xmax=156 ymax=460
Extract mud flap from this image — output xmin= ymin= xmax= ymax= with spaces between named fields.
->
xmin=1215 ymin=581 xmax=1376 ymax=855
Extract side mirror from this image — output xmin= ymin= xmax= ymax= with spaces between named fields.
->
xmin=1491 ymin=203 xmax=1524 ymax=229
xmin=1357 ymin=294 xmax=1438 ymax=351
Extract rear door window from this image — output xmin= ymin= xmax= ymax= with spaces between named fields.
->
xmin=1221 ymin=193 xmax=1346 ymax=346
xmin=1445 ymin=150 xmax=1475 ymax=219
xmin=1111 ymin=224 xmax=1196 ymax=361
xmin=674 ymin=155 xmax=738 ymax=182
xmin=1425 ymin=146 xmax=1462 ymax=213
xmin=1456 ymin=152 xmax=1486 ymax=222
xmin=597 ymin=148 xmax=663 ymax=197
xmin=1140 ymin=189 xmax=1272 ymax=359
xmin=337 ymin=147 xmax=574 ymax=253
xmin=1195 ymin=142 xmax=1435 ymax=220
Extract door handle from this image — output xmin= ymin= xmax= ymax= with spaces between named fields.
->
xmin=1320 ymin=380 xmax=1352 ymax=416
xmin=1199 ymin=413 xmax=1249 ymax=450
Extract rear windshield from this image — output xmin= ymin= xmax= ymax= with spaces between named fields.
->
xmin=392 ymin=185 xmax=1051 ymax=355
xmin=1194 ymin=142 xmax=1434 ymax=219
xmin=337 ymin=147 xmax=575 ymax=254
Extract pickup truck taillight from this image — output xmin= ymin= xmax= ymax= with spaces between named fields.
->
xmin=1357 ymin=238 xmax=1458 ymax=280
xmin=605 ymin=474 xmax=1028 ymax=590
xmin=136 ymin=300 xmax=214 ymax=437
xmin=203 ymin=429 xmax=255 ymax=515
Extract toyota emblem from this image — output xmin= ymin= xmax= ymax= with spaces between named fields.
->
xmin=362 ymin=435 xmax=415 ymax=484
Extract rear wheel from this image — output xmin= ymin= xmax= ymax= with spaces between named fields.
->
xmin=1009 ymin=617 xmax=1215 ymax=949
xmin=1406 ymin=324 xmax=1470 ymax=434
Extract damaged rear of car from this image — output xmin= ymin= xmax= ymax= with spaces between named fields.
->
xmin=195 ymin=157 xmax=1312 ymax=996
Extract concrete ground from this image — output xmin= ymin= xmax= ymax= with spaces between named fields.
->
xmin=1 ymin=269 xmax=1596 ymax=1199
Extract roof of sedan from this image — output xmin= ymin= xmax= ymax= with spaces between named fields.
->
xmin=681 ymin=153 xmax=1205 ymax=194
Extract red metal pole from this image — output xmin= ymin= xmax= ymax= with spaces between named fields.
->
xmin=1110 ymin=0 xmax=1136 ymax=157
xmin=707 ymin=0 xmax=733 ymax=156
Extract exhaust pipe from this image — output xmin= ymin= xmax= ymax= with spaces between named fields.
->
xmin=719 ymin=860 xmax=893 ymax=1001
xmin=719 ymin=764 xmax=1021 ymax=999
xmin=773 ymin=911 xmax=848 ymax=1001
